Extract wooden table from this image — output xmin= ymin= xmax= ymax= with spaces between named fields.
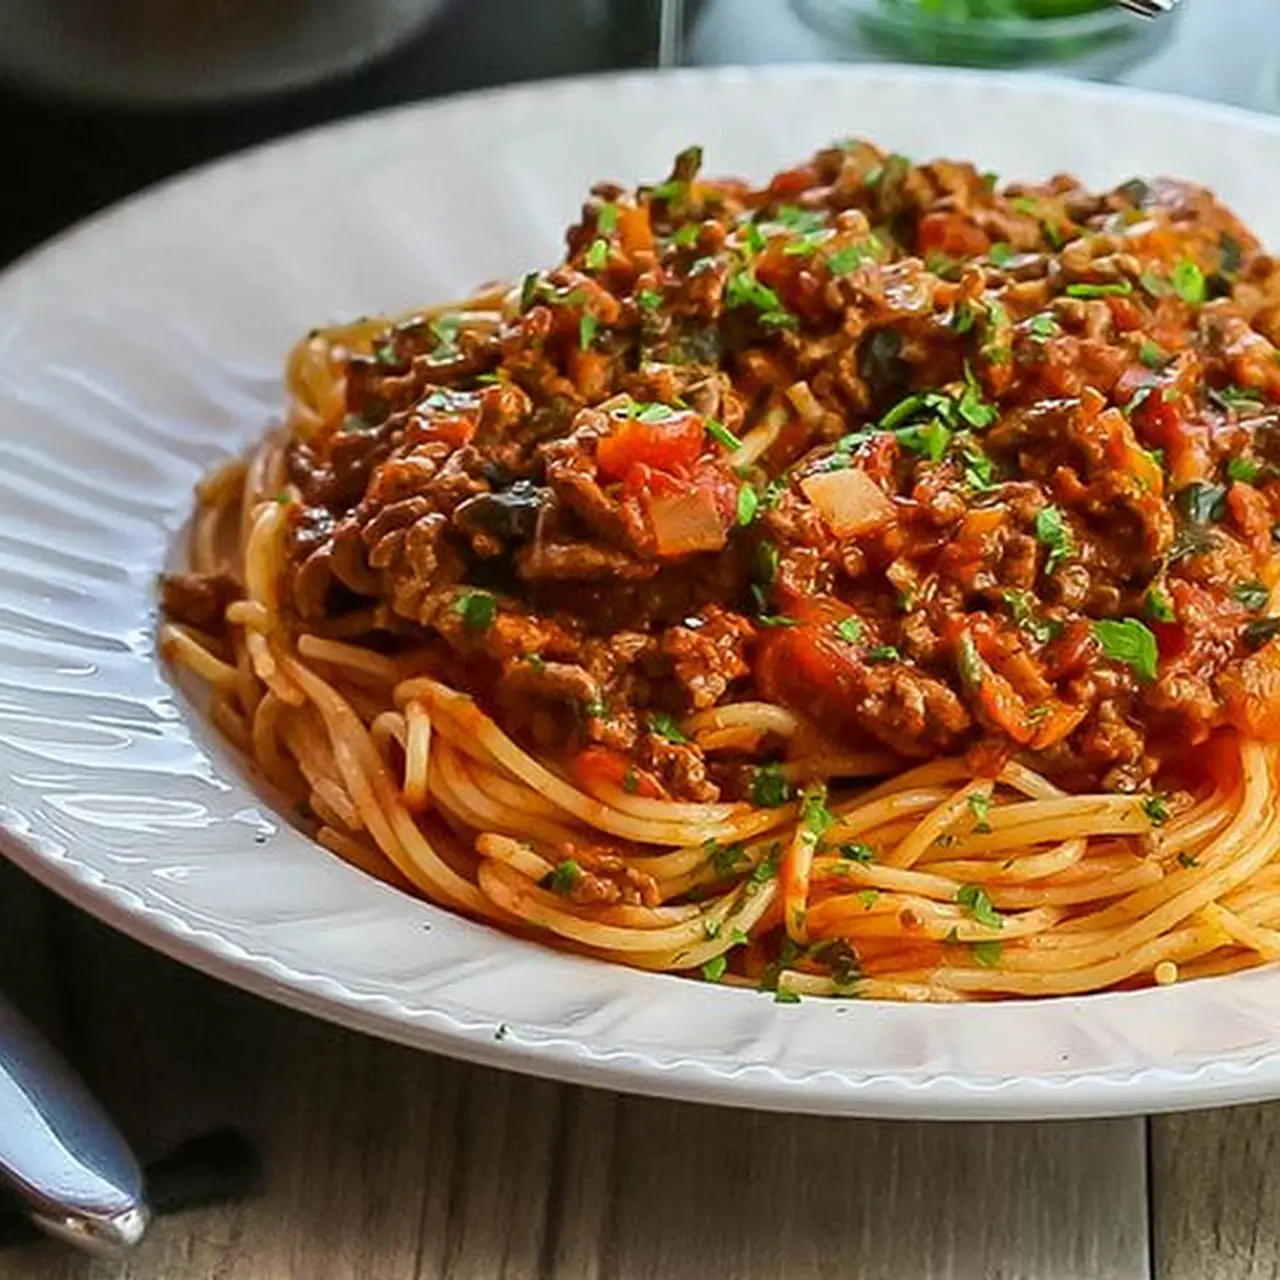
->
xmin=0 ymin=859 xmax=1271 ymax=1280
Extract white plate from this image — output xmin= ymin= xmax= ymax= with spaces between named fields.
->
xmin=5 ymin=66 xmax=1280 ymax=1121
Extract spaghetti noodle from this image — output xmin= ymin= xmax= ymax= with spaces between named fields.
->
xmin=161 ymin=140 xmax=1280 ymax=1000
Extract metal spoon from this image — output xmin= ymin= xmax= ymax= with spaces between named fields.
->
xmin=1115 ymin=0 xmax=1180 ymax=16
xmin=0 ymin=990 xmax=150 ymax=1255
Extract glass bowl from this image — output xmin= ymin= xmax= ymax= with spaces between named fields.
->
xmin=789 ymin=0 xmax=1180 ymax=77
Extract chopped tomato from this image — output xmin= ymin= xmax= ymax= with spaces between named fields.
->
xmin=1106 ymin=295 xmax=1144 ymax=332
xmin=573 ymin=746 xmax=663 ymax=799
xmin=596 ymin=409 xmax=705 ymax=481
xmin=1228 ymin=480 xmax=1273 ymax=549
xmin=616 ymin=204 xmax=654 ymax=256
xmin=1221 ymin=640 xmax=1280 ymax=740
xmin=916 ymin=212 xmax=991 ymax=258
xmin=766 ymin=164 xmax=819 ymax=201
xmin=404 ymin=411 xmax=476 ymax=450
xmin=621 ymin=462 xmax=684 ymax=503
xmin=1131 ymin=392 xmax=1211 ymax=488
xmin=755 ymin=599 xmax=884 ymax=744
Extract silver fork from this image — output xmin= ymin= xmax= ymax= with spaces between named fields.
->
xmin=1115 ymin=0 xmax=1181 ymax=16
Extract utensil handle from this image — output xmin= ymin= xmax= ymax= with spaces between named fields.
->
xmin=0 ymin=992 xmax=149 ymax=1256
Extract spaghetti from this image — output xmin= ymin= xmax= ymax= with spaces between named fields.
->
xmin=161 ymin=140 xmax=1280 ymax=1001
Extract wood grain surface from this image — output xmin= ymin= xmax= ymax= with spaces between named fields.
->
xmin=0 ymin=857 xmax=1264 ymax=1279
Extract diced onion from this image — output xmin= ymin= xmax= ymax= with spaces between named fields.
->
xmin=646 ymin=490 xmax=728 ymax=556
xmin=800 ymin=468 xmax=894 ymax=536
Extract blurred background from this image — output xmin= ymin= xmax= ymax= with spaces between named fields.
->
xmin=0 ymin=0 xmax=1274 ymax=267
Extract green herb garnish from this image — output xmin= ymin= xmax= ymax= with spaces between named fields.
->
xmin=865 ymin=645 xmax=901 ymax=664
xmin=1142 ymin=793 xmax=1171 ymax=826
xmin=706 ymin=419 xmax=743 ymax=451
xmin=541 ymin=860 xmax=581 ymax=896
xmin=968 ymin=790 xmax=993 ymax=834
xmin=1034 ymin=505 xmax=1073 ymax=572
xmin=1092 ymin=618 xmax=1159 ymax=682
xmin=1144 ymin=585 xmax=1176 ymax=623
xmin=957 ymin=884 xmax=1003 ymax=930
xmin=1172 ymin=258 xmax=1207 ymax=306
xmin=1235 ymin=581 xmax=1270 ymax=612
xmin=649 ymin=710 xmax=690 ymax=743
xmin=453 ymin=589 xmax=497 ymax=632
xmin=1065 ymin=280 xmax=1133 ymax=299
xmin=835 ymin=616 xmax=864 ymax=644
xmin=750 ymin=763 xmax=793 ymax=808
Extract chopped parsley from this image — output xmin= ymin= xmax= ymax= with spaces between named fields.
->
xmin=597 ymin=202 xmax=618 ymax=234
xmin=827 ymin=245 xmax=867 ymax=275
xmin=1212 ymin=385 xmax=1267 ymax=413
xmin=1172 ymin=258 xmax=1207 ymax=306
xmin=757 ymin=615 xmax=801 ymax=628
xmin=1177 ymin=853 xmax=1200 ymax=870
xmin=972 ymin=941 xmax=1003 ymax=968
xmin=1244 ymin=617 xmax=1280 ymax=650
xmin=951 ymin=300 xmax=978 ymax=334
xmin=701 ymin=955 xmax=728 ymax=983
xmin=630 ymin=401 xmax=676 ymax=423
xmin=800 ymin=784 xmax=834 ymax=838
xmin=706 ymin=419 xmax=743 ymax=451
xmin=519 ymin=271 xmax=541 ymax=312
xmin=1139 ymin=340 xmax=1165 ymax=369
xmin=956 ymin=884 xmax=1003 ymax=930
xmin=989 ymin=242 xmax=1017 ymax=268
xmin=865 ymin=645 xmax=901 ymax=664
xmin=726 ymin=267 xmax=795 ymax=330
xmin=960 ymin=438 xmax=996 ymax=491
xmin=1002 ymin=589 xmax=1059 ymax=644
xmin=1034 ymin=505 xmax=1074 ymax=573
xmin=453 ymin=589 xmax=497 ymax=631
xmin=773 ymin=988 xmax=801 ymax=1004
xmin=1092 ymin=618 xmax=1159 ymax=682
xmin=1143 ymin=585 xmax=1176 ymax=623
xmin=578 ymin=313 xmax=598 ymax=350
xmin=585 ymin=238 xmax=609 ymax=271
xmin=706 ymin=839 xmax=749 ymax=878
xmin=1227 ymin=456 xmax=1261 ymax=484
xmin=541 ymin=860 xmax=581 ymax=896
xmin=1234 ymin=581 xmax=1270 ymax=612
xmin=840 ymin=842 xmax=875 ymax=863
xmin=835 ymin=616 xmax=864 ymax=644
xmin=749 ymin=763 xmax=793 ymax=808
xmin=622 ymin=768 xmax=640 ymax=795
xmin=1175 ymin=481 xmax=1227 ymax=526
xmin=636 ymin=289 xmax=664 ymax=311
xmin=671 ymin=222 xmax=701 ymax=249
xmin=1142 ymin=793 xmax=1171 ymax=826
xmin=857 ymin=889 xmax=880 ymax=910
xmin=1065 ymin=280 xmax=1133 ymax=298
xmin=968 ymin=790 xmax=993 ymax=834
xmin=649 ymin=710 xmax=690 ymax=743
xmin=895 ymin=419 xmax=952 ymax=463
xmin=958 ymin=363 xmax=998 ymax=429
xmin=751 ymin=846 xmax=782 ymax=885
xmin=772 ymin=204 xmax=827 ymax=234
xmin=736 ymin=484 xmax=759 ymax=527
xmin=1027 ymin=313 xmax=1059 ymax=340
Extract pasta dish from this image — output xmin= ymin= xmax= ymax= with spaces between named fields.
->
xmin=160 ymin=140 xmax=1280 ymax=1001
